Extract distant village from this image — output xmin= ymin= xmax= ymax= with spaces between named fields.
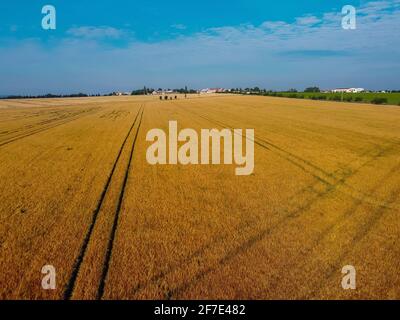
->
xmin=111 ymin=86 xmax=393 ymax=97
xmin=324 ymin=88 xmax=390 ymax=93
xmin=111 ymin=88 xmax=229 ymax=96
xmin=2 ymin=86 xmax=398 ymax=100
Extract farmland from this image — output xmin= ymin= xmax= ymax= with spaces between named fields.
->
xmin=0 ymin=95 xmax=399 ymax=300
xmin=259 ymin=91 xmax=400 ymax=105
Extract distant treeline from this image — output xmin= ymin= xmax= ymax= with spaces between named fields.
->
xmin=3 ymin=87 xmax=400 ymax=106
xmin=0 ymin=87 xmax=199 ymax=99
xmin=261 ymin=92 xmax=400 ymax=105
xmin=227 ymin=87 xmax=400 ymax=106
xmin=227 ymin=87 xmax=400 ymax=94
xmin=0 ymin=93 xmax=98 ymax=100
xmin=131 ymin=87 xmax=197 ymax=95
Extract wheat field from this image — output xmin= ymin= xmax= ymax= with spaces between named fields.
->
xmin=0 ymin=95 xmax=399 ymax=300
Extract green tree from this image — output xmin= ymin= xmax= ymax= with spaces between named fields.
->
xmin=304 ymin=87 xmax=320 ymax=93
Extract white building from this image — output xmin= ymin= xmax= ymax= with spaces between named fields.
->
xmin=113 ymin=92 xmax=130 ymax=96
xmin=332 ymin=88 xmax=365 ymax=93
xmin=200 ymin=88 xmax=224 ymax=94
xmin=152 ymin=90 xmax=174 ymax=95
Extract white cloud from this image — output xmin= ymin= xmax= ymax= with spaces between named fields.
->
xmin=295 ymin=16 xmax=321 ymax=25
xmin=66 ymin=26 xmax=127 ymax=39
xmin=358 ymin=1 xmax=395 ymax=14
xmin=171 ymin=24 xmax=187 ymax=30
xmin=1 ymin=1 xmax=400 ymax=94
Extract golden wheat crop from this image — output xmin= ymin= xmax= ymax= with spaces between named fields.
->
xmin=0 ymin=95 xmax=399 ymax=300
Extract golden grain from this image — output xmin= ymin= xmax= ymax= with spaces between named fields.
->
xmin=0 ymin=95 xmax=399 ymax=299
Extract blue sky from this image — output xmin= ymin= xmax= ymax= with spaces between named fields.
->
xmin=0 ymin=0 xmax=399 ymax=94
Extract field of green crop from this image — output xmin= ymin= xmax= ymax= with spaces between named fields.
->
xmin=262 ymin=92 xmax=400 ymax=106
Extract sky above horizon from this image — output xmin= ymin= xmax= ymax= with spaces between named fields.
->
xmin=0 ymin=0 xmax=399 ymax=95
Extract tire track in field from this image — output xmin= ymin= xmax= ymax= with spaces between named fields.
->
xmin=193 ymin=102 xmax=398 ymax=212
xmin=199 ymin=97 xmax=393 ymax=147
xmin=0 ymin=108 xmax=98 ymax=141
xmin=305 ymin=162 xmax=400 ymax=299
xmin=96 ymin=106 xmax=145 ymax=299
xmin=167 ymin=149 xmax=396 ymax=299
xmin=127 ymin=147 xmax=372 ymax=298
xmin=0 ymin=108 xmax=100 ymax=148
xmin=178 ymin=105 xmax=337 ymax=186
xmin=0 ymin=110 xmax=82 ymax=136
xmin=0 ymin=110 xmax=54 ymax=123
xmin=188 ymin=105 xmax=387 ymax=189
xmin=63 ymin=106 xmax=143 ymax=300
xmin=124 ymin=104 xmax=394 ymax=299
xmin=128 ymin=218 xmax=258 ymax=297
xmin=1 ymin=108 xmax=94 ymax=134
xmin=161 ymin=106 xmax=398 ymax=298
xmin=260 ymin=159 xmax=400 ymax=298
xmin=180 ymin=106 xmax=399 ymax=210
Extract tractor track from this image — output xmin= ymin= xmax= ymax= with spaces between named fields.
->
xmin=97 ymin=106 xmax=145 ymax=299
xmin=151 ymin=103 xmax=400 ymax=298
xmin=0 ymin=108 xmax=100 ymax=148
xmin=63 ymin=105 xmax=144 ymax=300
xmin=180 ymin=106 xmax=342 ymax=184
xmin=166 ymin=143 xmax=398 ymax=298
xmin=178 ymin=105 xmax=399 ymax=210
